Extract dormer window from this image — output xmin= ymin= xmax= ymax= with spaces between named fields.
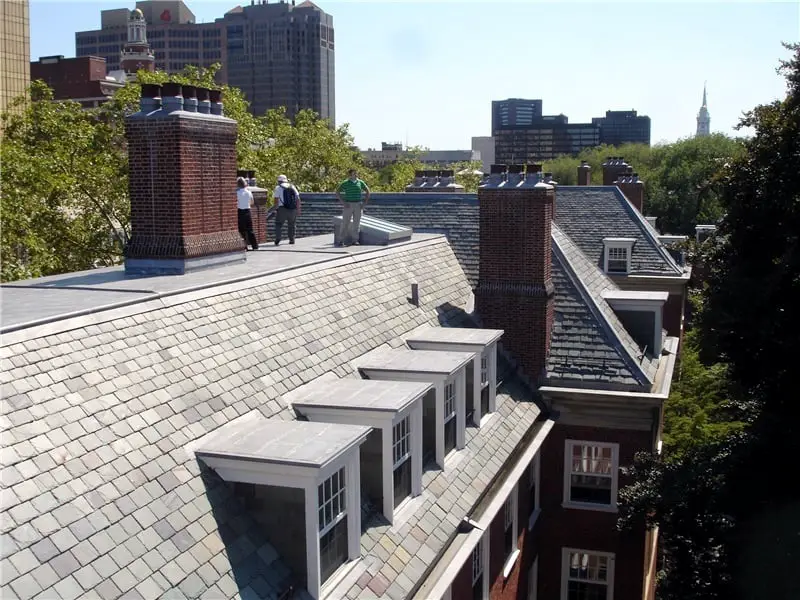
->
xmin=356 ymin=348 xmax=473 ymax=469
xmin=195 ymin=417 xmax=368 ymax=599
xmin=602 ymin=238 xmax=636 ymax=274
xmin=603 ymin=290 xmax=669 ymax=356
xmin=405 ymin=327 xmax=504 ymax=427
xmin=289 ymin=378 xmax=428 ymax=524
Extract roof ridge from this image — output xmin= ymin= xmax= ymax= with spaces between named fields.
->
xmin=609 ymin=187 xmax=683 ymax=274
xmin=551 ymin=224 xmax=655 ymax=387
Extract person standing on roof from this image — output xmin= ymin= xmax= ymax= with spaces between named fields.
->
xmin=236 ymin=177 xmax=259 ymax=251
xmin=336 ymin=169 xmax=370 ymax=247
xmin=273 ymin=174 xmax=301 ymax=246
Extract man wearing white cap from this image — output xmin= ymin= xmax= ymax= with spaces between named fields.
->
xmin=273 ymin=174 xmax=301 ymax=245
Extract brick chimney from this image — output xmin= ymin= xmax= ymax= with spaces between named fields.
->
xmin=602 ymin=156 xmax=629 ymax=185
xmin=124 ymin=83 xmax=244 ymax=275
xmin=615 ymin=168 xmax=645 ymax=213
xmin=577 ymin=160 xmax=591 ymax=185
xmin=475 ymin=163 xmax=555 ymax=383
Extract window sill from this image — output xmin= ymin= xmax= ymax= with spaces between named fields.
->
xmin=502 ymin=548 xmax=520 ymax=580
xmin=478 ymin=412 xmax=495 ymax=428
xmin=562 ymin=501 xmax=618 ymax=513
xmin=321 ymin=559 xmax=359 ymax=599
xmin=528 ymin=508 xmax=541 ymax=531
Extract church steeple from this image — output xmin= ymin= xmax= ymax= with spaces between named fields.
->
xmin=696 ymin=82 xmax=710 ymax=138
xmin=120 ymin=8 xmax=155 ymax=79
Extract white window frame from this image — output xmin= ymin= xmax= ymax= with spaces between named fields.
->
xmin=392 ymin=416 xmax=411 ymax=469
xmin=602 ymin=238 xmax=635 ymax=274
xmin=528 ymin=452 xmax=541 ymax=530
xmin=527 ymin=557 xmax=538 ymax=600
xmin=501 ymin=484 xmax=520 ymax=579
xmin=560 ymin=548 xmax=615 ymax=600
xmin=563 ymin=440 xmax=619 ymax=512
xmin=471 ymin=532 xmax=490 ymax=600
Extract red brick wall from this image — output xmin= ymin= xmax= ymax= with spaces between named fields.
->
xmin=125 ymin=111 xmax=244 ymax=260
xmin=475 ymin=185 xmax=555 ymax=382
xmin=535 ymin=423 xmax=651 ymax=600
xmin=31 ymin=56 xmax=110 ymax=100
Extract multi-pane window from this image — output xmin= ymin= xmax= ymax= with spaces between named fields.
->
xmin=443 ymin=381 xmax=456 ymax=454
xmin=392 ymin=417 xmax=412 ymax=508
xmin=565 ymin=550 xmax=612 ymax=600
xmin=471 ymin=537 xmax=485 ymax=600
xmin=566 ymin=442 xmax=618 ymax=507
xmin=318 ymin=468 xmax=347 ymax=583
xmin=480 ymin=356 xmax=488 ymax=385
xmin=480 ymin=355 xmax=490 ymax=418
xmin=607 ymin=246 xmax=628 ymax=273
xmin=503 ymin=493 xmax=515 ymax=557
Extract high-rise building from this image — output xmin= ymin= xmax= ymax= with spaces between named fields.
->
xmin=592 ymin=109 xmax=651 ymax=146
xmin=0 ymin=0 xmax=30 ymax=120
xmin=471 ymin=136 xmax=495 ymax=172
xmin=492 ymin=100 xmax=600 ymax=164
xmin=75 ymin=0 xmax=335 ymax=123
xmin=696 ymin=83 xmax=710 ymax=137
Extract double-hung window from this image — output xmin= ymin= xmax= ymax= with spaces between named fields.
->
xmin=501 ymin=485 xmax=519 ymax=578
xmin=318 ymin=468 xmax=348 ymax=583
xmin=392 ymin=416 xmax=412 ymax=508
xmin=561 ymin=549 xmax=614 ymax=600
xmin=564 ymin=441 xmax=619 ymax=510
xmin=443 ymin=381 xmax=457 ymax=454
xmin=471 ymin=536 xmax=488 ymax=600
xmin=602 ymin=238 xmax=635 ymax=274
xmin=480 ymin=355 xmax=490 ymax=418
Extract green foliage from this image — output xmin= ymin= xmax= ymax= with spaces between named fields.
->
xmin=1 ymin=82 xmax=129 ymax=281
xmin=662 ymin=329 xmax=746 ymax=459
xmin=619 ymin=43 xmax=800 ymax=600
xmin=543 ymin=136 xmax=745 ymax=235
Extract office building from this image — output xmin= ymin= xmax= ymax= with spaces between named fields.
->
xmin=593 ymin=109 xmax=651 ymax=146
xmin=30 ymin=55 xmax=125 ymax=108
xmin=1 ymin=0 xmax=30 ymax=120
xmin=471 ymin=136 xmax=495 ymax=172
xmin=361 ymin=142 xmax=478 ymax=168
xmin=75 ymin=0 xmax=335 ymax=122
xmin=491 ymin=98 xmax=543 ymax=130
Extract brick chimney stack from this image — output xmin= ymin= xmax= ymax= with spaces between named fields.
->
xmin=602 ymin=156 xmax=629 ymax=185
xmin=475 ymin=163 xmax=555 ymax=383
xmin=124 ymin=83 xmax=244 ymax=275
xmin=577 ymin=160 xmax=592 ymax=185
xmin=615 ymin=168 xmax=645 ymax=213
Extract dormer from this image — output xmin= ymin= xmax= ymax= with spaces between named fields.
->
xmin=602 ymin=237 xmax=636 ymax=274
xmin=355 ymin=349 xmax=474 ymax=469
xmin=602 ymin=290 xmax=669 ymax=355
xmin=289 ymin=379 xmax=430 ymax=524
xmin=195 ymin=417 xmax=370 ymax=600
xmin=404 ymin=327 xmax=504 ymax=427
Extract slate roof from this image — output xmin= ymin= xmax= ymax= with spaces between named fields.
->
xmin=549 ymin=225 xmax=656 ymax=390
xmin=0 ymin=235 xmax=544 ymax=600
xmin=553 ymin=187 xmax=684 ymax=276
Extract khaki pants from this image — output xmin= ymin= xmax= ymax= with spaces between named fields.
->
xmin=341 ymin=202 xmax=362 ymax=244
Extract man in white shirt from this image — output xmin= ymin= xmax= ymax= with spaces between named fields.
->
xmin=273 ymin=174 xmax=301 ymax=246
xmin=236 ymin=177 xmax=259 ymax=250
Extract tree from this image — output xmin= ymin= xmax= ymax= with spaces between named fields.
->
xmin=1 ymin=82 xmax=129 ymax=281
xmin=619 ymin=43 xmax=800 ymax=600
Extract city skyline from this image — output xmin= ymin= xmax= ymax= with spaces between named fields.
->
xmin=28 ymin=1 xmax=797 ymax=149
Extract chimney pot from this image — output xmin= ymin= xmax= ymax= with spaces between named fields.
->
xmin=161 ymin=82 xmax=184 ymax=113
xmin=139 ymin=83 xmax=161 ymax=113
xmin=197 ymin=87 xmax=211 ymax=114
xmin=209 ymin=89 xmax=224 ymax=116
xmin=182 ymin=85 xmax=198 ymax=113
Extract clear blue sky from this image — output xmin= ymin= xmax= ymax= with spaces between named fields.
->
xmin=30 ymin=1 xmax=799 ymax=150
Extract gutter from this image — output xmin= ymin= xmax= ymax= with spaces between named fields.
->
xmin=411 ymin=418 xmax=555 ymax=600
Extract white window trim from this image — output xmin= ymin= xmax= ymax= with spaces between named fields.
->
xmin=562 ymin=440 xmax=620 ymax=513
xmin=471 ymin=530 xmax=490 ymax=600
xmin=501 ymin=483 xmax=520 ymax=579
xmin=560 ymin=548 xmax=615 ymax=600
xmin=603 ymin=291 xmax=668 ymax=356
xmin=602 ymin=237 xmax=635 ymax=274
xmin=528 ymin=452 xmax=541 ymax=530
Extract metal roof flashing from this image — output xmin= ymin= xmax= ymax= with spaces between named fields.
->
xmin=290 ymin=379 xmax=433 ymax=414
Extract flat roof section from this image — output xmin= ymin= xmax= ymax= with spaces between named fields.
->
xmin=195 ymin=417 xmax=370 ymax=469
xmin=291 ymin=379 xmax=433 ymax=413
xmin=356 ymin=348 xmax=475 ymax=376
xmin=405 ymin=326 xmax=504 ymax=347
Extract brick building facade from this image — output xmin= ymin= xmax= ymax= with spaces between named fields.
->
xmin=30 ymin=55 xmax=124 ymax=108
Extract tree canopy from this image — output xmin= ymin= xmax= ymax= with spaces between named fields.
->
xmin=618 ymin=43 xmax=800 ymax=600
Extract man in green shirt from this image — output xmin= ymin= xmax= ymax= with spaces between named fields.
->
xmin=336 ymin=169 xmax=370 ymax=246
